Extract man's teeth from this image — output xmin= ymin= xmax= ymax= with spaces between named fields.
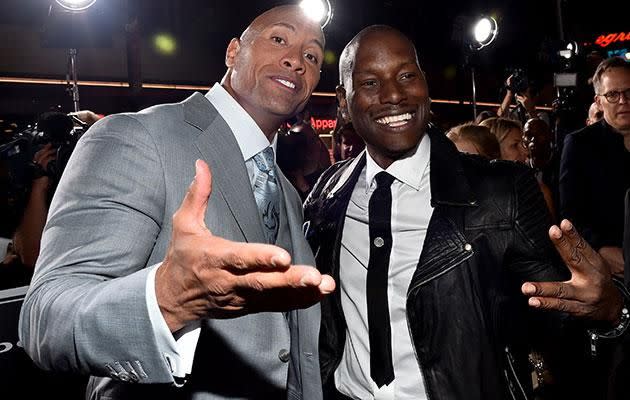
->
xmin=276 ymin=79 xmax=296 ymax=89
xmin=376 ymin=113 xmax=414 ymax=126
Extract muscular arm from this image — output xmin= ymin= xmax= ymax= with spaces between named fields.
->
xmin=19 ymin=115 xmax=174 ymax=381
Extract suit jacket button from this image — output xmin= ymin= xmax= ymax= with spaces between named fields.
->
xmin=278 ymin=349 xmax=290 ymax=363
xmin=118 ymin=371 xmax=130 ymax=382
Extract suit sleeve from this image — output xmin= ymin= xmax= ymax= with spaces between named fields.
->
xmin=18 ymin=115 xmax=176 ymax=383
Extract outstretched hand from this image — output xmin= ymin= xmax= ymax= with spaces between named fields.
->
xmin=521 ymin=219 xmax=623 ymax=324
xmin=156 ymin=160 xmax=335 ymax=332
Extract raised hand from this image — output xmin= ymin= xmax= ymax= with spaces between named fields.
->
xmin=521 ymin=219 xmax=623 ymax=324
xmin=156 ymin=160 xmax=335 ymax=332
xmin=32 ymin=143 xmax=57 ymax=176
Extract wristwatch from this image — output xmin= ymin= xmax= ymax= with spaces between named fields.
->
xmin=588 ymin=278 xmax=630 ymax=357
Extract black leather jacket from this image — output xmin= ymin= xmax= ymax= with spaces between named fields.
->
xmin=304 ymin=129 xmax=570 ymax=400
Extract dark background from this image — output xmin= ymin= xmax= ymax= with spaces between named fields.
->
xmin=0 ymin=0 xmax=628 ymax=129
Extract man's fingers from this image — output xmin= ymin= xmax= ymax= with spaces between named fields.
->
xmin=235 ymin=265 xmax=335 ymax=293
xmin=525 ymin=296 xmax=590 ymax=316
xmin=214 ymin=240 xmax=292 ymax=271
xmin=549 ymin=219 xmax=596 ymax=274
xmin=173 ymin=160 xmax=213 ymax=231
xmin=559 ymin=219 xmax=599 ymax=262
xmin=232 ymin=266 xmax=336 ymax=312
xmin=237 ymin=265 xmax=322 ymax=290
xmin=319 ymin=274 xmax=336 ymax=294
xmin=521 ymin=281 xmax=576 ymax=301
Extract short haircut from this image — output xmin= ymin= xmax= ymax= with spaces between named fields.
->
xmin=479 ymin=117 xmax=522 ymax=144
xmin=338 ymin=25 xmax=420 ymax=87
xmin=592 ymin=56 xmax=630 ymax=94
xmin=447 ymin=122 xmax=500 ymax=159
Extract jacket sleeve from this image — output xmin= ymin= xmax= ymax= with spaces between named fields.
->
xmin=18 ymin=115 xmax=176 ymax=384
xmin=508 ymin=165 xmax=569 ymax=283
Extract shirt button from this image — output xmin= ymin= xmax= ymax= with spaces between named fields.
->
xmin=373 ymin=237 xmax=385 ymax=248
xmin=278 ymin=349 xmax=290 ymax=363
xmin=464 ymin=243 xmax=472 ymax=251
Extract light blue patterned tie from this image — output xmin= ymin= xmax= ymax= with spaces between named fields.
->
xmin=252 ymin=147 xmax=280 ymax=243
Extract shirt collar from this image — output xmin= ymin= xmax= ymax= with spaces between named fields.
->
xmin=365 ymin=133 xmax=431 ymax=193
xmin=205 ymin=83 xmax=276 ymax=163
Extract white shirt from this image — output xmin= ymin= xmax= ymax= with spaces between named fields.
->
xmin=145 ymin=83 xmax=276 ymax=380
xmin=335 ymin=133 xmax=433 ymax=400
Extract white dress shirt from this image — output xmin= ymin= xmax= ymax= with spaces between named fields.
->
xmin=144 ymin=83 xmax=277 ymax=380
xmin=335 ymin=133 xmax=433 ymax=400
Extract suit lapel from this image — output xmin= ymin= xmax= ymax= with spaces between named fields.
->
xmin=184 ymin=93 xmax=266 ymax=243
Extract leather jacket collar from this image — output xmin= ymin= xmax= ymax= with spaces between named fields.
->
xmin=318 ymin=125 xmax=478 ymax=208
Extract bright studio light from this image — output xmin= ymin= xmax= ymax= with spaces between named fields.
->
xmin=558 ymin=41 xmax=579 ymax=59
xmin=55 ymin=0 xmax=97 ymax=12
xmin=299 ymin=0 xmax=333 ymax=28
xmin=472 ymin=16 xmax=498 ymax=50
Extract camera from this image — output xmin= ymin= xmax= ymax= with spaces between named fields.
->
xmin=0 ymin=111 xmax=85 ymax=200
xmin=506 ymin=68 xmax=530 ymax=95
xmin=31 ymin=112 xmax=85 ymax=181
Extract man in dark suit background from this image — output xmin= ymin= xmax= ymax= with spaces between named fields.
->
xmin=560 ymin=57 xmax=630 ymax=279
xmin=19 ymin=5 xmax=334 ymax=399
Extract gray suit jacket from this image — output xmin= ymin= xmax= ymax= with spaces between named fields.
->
xmin=18 ymin=92 xmax=322 ymax=399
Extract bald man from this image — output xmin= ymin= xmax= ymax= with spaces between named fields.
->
xmin=304 ymin=26 xmax=627 ymax=400
xmin=19 ymin=6 xmax=334 ymax=399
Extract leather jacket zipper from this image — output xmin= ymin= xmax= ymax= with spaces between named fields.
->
xmin=404 ymin=248 xmax=474 ymax=400
xmin=504 ymin=347 xmax=529 ymax=400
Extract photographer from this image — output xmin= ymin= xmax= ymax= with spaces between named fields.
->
xmin=498 ymin=70 xmax=551 ymax=127
xmin=1 ymin=111 xmax=88 ymax=287
xmin=11 ymin=143 xmax=57 ymax=269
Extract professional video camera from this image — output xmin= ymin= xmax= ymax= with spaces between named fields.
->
xmin=0 ymin=111 xmax=86 ymax=200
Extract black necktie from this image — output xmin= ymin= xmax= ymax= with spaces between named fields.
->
xmin=367 ymin=171 xmax=396 ymax=387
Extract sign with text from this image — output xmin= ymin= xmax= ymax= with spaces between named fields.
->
xmin=595 ymin=32 xmax=629 ymax=48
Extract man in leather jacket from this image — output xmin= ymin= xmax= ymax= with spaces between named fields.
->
xmin=304 ymin=26 xmax=627 ymax=400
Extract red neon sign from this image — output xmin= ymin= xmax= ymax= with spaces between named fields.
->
xmin=310 ymin=117 xmax=337 ymax=131
xmin=595 ymin=32 xmax=630 ymax=48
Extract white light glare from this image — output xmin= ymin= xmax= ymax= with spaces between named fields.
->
xmin=474 ymin=18 xmax=493 ymax=43
xmin=55 ymin=0 xmax=97 ymax=12
xmin=300 ymin=0 xmax=332 ymax=28
xmin=558 ymin=41 xmax=578 ymax=59
xmin=471 ymin=16 xmax=497 ymax=50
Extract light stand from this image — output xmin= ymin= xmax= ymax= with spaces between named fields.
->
xmin=67 ymin=48 xmax=80 ymax=112
xmin=471 ymin=65 xmax=478 ymax=119
xmin=467 ymin=16 xmax=498 ymax=119
xmin=50 ymin=0 xmax=99 ymax=112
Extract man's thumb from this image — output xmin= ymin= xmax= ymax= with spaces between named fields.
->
xmin=175 ymin=159 xmax=213 ymax=230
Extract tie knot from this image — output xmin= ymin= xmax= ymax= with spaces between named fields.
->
xmin=254 ymin=147 xmax=275 ymax=174
xmin=374 ymin=171 xmax=395 ymax=189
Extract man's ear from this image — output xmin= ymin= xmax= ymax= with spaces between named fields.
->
xmin=336 ymin=85 xmax=350 ymax=122
xmin=225 ymin=38 xmax=241 ymax=68
xmin=594 ymin=94 xmax=604 ymax=111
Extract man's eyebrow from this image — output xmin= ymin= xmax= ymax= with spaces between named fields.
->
xmin=353 ymin=61 xmax=418 ymax=75
xmin=269 ymin=22 xmax=325 ymax=52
